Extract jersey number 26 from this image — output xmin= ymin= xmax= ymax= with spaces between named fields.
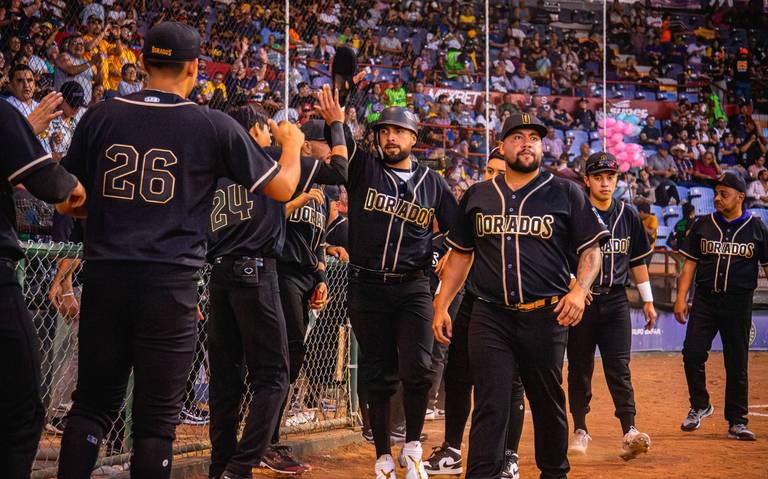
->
xmin=102 ymin=144 xmax=177 ymax=204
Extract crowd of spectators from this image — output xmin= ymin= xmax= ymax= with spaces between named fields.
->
xmin=1 ymin=0 xmax=767 ymax=237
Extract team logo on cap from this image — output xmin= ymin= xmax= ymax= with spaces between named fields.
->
xmin=151 ymin=46 xmax=173 ymax=56
xmin=521 ymin=114 xmax=530 ymax=124
xmin=599 ymin=154 xmax=608 ymax=161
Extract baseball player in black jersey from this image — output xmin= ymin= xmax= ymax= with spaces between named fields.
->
xmin=0 ymin=100 xmax=85 ymax=479
xmin=267 ymin=92 xmax=351 ymax=471
xmin=55 ymin=22 xmax=303 ymax=479
xmin=566 ymin=152 xmax=655 ymax=461
xmin=203 ymin=97 xmax=345 ymax=479
xmin=426 ymin=148 xmax=525 ymax=479
xmin=345 ymin=106 xmax=458 ymax=479
xmin=675 ymin=172 xmax=768 ymax=441
xmin=434 ymin=113 xmax=609 ymax=479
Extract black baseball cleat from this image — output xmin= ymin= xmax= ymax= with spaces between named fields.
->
xmin=680 ymin=405 xmax=714 ymax=431
xmin=424 ymin=442 xmax=462 ymax=476
xmin=728 ymin=423 xmax=757 ymax=441
xmin=260 ymin=445 xmax=311 ymax=475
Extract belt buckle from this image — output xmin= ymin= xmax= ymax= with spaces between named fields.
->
xmin=383 ymin=272 xmax=401 ymax=283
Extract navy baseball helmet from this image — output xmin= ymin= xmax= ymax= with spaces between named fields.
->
xmin=372 ymin=107 xmax=419 ymax=135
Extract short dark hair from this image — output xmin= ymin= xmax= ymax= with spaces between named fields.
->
xmin=143 ymin=58 xmax=187 ymax=76
xmin=9 ymin=63 xmax=33 ymax=78
xmin=637 ymin=202 xmax=651 ymax=214
xmin=121 ymin=62 xmax=136 ymax=75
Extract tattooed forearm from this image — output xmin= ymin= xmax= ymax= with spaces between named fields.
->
xmin=576 ymin=243 xmax=602 ymax=292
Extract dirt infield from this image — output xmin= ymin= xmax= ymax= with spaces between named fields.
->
xmin=200 ymin=352 xmax=768 ymax=479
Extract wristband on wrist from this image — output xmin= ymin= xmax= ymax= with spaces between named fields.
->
xmin=313 ymin=269 xmax=328 ymax=285
xmin=637 ymin=281 xmax=653 ymax=303
xmin=329 ymin=121 xmax=345 ymax=148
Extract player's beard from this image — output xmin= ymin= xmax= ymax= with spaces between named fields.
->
xmin=382 ymin=146 xmax=410 ymax=164
xmin=506 ymin=150 xmax=541 ymax=173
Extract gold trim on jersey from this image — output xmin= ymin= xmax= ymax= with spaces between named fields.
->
xmin=474 ymin=213 xmax=555 ymax=239
xmin=363 ymin=187 xmax=434 ymax=229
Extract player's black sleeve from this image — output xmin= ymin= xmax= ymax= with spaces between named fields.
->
xmin=211 ymin=110 xmax=280 ymax=194
xmin=567 ymin=183 xmax=610 ymax=254
xmin=324 ymin=122 xmax=358 ymax=163
xmin=314 ymin=154 xmax=348 ymax=185
xmin=434 ymin=174 xmax=459 ymax=235
xmin=679 ymin=217 xmax=702 ymax=262
xmin=445 ymin=187 xmax=475 ymax=254
xmin=20 ymin=163 xmax=78 ymax=203
xmin=0 ymin=100 xmax=54 ymax=185
xmin=628 ymin=208 xmax=653 ymax=268
xmin=754 ymin=217 xmax=768 ymax=267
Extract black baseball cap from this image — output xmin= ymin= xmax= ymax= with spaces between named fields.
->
xmin=489 ymin=146 xmax=504 ymax=160
xmin=142 ymin=21 xmax=200 ymax=63
xmin=498 ymin=113 xmax=548 ymax=141
xmin=325 ymin=185 xmax=341 ymax=202
xmin=300 ymin=119 xmax=326 ymax=142
xmin=60 ymin=81 xmax=85 ymax=107
xmin=715 ymin=171 xmax=746 ymax=194
xmin=585 ymin=152 xmax=619 ymax=175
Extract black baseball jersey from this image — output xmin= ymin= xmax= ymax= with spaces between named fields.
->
xmin=325 ymin=215 xmax=348 ymax=249
xmin=347 ymin=152 xmax=459 ymax=272
xmin=593 ymin=200 xmax=653 ymax=288
xmin=447 ymin=171 xmax=610 ymax=305
xmin=679 ymin=212 xmax=768 ymax=293
xmin=279 ymin=184 xmax=329 ymax=270
xmin=208 ymin=149 xmax=347 ymax=261
xmin=62 ymin=90 xmax=280 ymax=268
xmin=1 ymin=100 xmax=56 ymax=261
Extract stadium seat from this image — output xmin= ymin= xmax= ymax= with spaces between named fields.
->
xmin=590 ymin=140 xmax=603 ymax=151
xmin=656 ymin=225 xmax=673 ymax=250
xmin=748 ymin=209 xmax=768 ymax=226
xmin=676 ymin=186 xmax=689 ymax=202
xmin=663 ymin=205 xmax=682 ymax=226
xmin=555 ymin=129 xmax=565 ymax=141
xmin=537 ymin=86 xmax=551 ymax=96
xmin=651 ymin=205 xmax=664 ymax=224
xmin=688 ymin=187 xmax=714 ymax=200
xmin=566 ymin=130 xmax=588 ymax=145
xmin=691 ymin=196 xmax=715 ymax=216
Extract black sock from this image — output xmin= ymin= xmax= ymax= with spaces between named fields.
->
xmin=444 ymin=379 xmax=472 ymax=450
xmin=506 ymin=397 xmax=525 ymax=453
xmin=131 ymin=437 xmax=173 ymax=479
xmin=369 ymin=395 xmax=392 ymax=457
xmin=57 ymin=416 xmax=104 ymax=479
xmin=573 ymin=413 xmax=588 ymax=434
xmin=403 ymin=385 xmax=430 ymax=443
xmin=619 ymin=414 xmax=635 ymax=435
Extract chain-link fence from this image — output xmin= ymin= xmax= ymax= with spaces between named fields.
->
xmin=22 ymin=242 xmax=355 ymax=478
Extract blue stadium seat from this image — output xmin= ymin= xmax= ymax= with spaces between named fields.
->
xmin=537 ymin=86 xmax=551 ymax=96
xmin=748 ymin=209 xmax=768 ymax=226
xmin=643 ymin=149 xmax=657 ymax=160
xmin=656 ymin=225 xmax=673 ymax=250
xmin=688 ymin=187 xmax=714 ymax=200
xmin=676 ymin=185 xmax=689 ymax=201
xmin=589 ymin=130 xmax=601 ymax=141
xmin=683 ymin=92 xmax=699 ymax=104
xmin=663 ymin=205 xmax=682 ymax=226
xmin=590 ymin=140 xmax=603 ymax=151
xmin=691 ymin=196 xmax=715 ymax=216
xmin=651 ymin=205 xmax=664 ymax=224
xmin=555 ymin=129 xmax=565 ymax=141
xmin=566 ymin=130 xmax=588 ymax=145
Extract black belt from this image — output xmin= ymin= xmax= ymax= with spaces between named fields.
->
xmin=481 ymin=295 xmax=561 ymax=312
xmin=349 ymin=265 xmax=425 ymax=284
xmin=591 ymin=285 xmax=623 ymax=296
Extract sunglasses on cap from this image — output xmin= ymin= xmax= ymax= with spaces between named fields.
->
xmin=586 ymin=155 xmax=619 ymax=175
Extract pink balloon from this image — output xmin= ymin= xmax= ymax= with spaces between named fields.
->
xmin=616 ymin=152 xmax=630 ymax=163
xmin=604 ymin=117 xmax=616 ymax=128
xmin=631 ymin=156 xmax=645 ymax=168
xmin=627 ymin=143 xmax=642 ymax=153
xmin=619 ymin=162 xmax=631 ymax=173
xmin=611 ymin=133 xmax=624 ymax=144
xmin=623 ymin=122 xmax=635 ymax=135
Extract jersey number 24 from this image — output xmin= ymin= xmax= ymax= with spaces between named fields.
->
xmin=102 ymin=144 xmax=177 ymax=204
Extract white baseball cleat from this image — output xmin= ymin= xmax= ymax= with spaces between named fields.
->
xmin=568 ymin=429 xmax=591 ymax=455
xmin=619 ymin=427 xmax=651 ymax=460
xmin=376 ymin=454 xmax=398 ymax=479
xmin=400 ymin=441 xmax=428 ymax=479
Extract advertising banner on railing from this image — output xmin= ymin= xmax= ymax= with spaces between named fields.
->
xmin=629 ymin=310 xmax=768 ymax=351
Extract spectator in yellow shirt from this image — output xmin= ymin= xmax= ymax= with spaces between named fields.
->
xmin=201 ymin=72 xmax=228 ymax=103
xmin=103 ymin=25 xmax=137 ymax=91
xmin=637 ymin=202 xmax=659 ymax=250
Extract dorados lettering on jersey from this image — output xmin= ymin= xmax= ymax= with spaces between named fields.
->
xmin=602 ymin=237 xmax=630 ymax=255
xmin=363 ymin=187 xmax=434 ymax=229
xmin=700 ymin=239 xmax=755 ymax=258
xmin=288 ymin=204 xmax=326 ymax=230
xmin=474 ymin=213 xmax=555 ymax=239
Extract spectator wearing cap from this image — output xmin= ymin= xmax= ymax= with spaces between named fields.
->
xmin=289 ymin=82 xmax=317 ymax=110
xmin=54 ymin=33 xmax=102 ymax=105
xmin=118 ymin=63 xmax=142 ymax=96
xmin=671 ymin=142 xmax=694 ymax=185
xmin=384 ymin=75 xmax=406 ymax=107
xmin=733 ymin=48 xmax=753 ymax=104
xmin=49 ymin=81 xmax=86 ymax=161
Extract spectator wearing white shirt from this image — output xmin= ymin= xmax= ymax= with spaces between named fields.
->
xmin=3 ymin=63 xmax=52 ymax=153
xmin=318 ymin=6 xmax=341 ymax=26
xmin=118 ymin=63 xmax=142 ymax=96
xmin=490 ymin=63 xmax=514 ymax=92
xmin=747 ymin=169 xmax=768 ymax=208
xmin=542 ymin=127 xmax=566 ymax=161
xmin=379 ymin=28 xmax=403 ymax=56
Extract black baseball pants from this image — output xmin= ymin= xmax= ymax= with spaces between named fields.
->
xmin=57 ymin=261 xmax=199 ymax=479
xmin=467 ymin=300 xmax=569 ymax=479
xmin=444 ymin=293 xmax=525 ymax=453
xmin=683 ymin=290 xmax=753 ymax=426
xmin=0 ymin=260 xmax=44 ymax=479
xmin=207 ymin=256 xmax=289 ymax=478
xmin=348 ymin=272 xmax=435 ymax=457
xmin=567 ymin=287 xmax=636 ymax=434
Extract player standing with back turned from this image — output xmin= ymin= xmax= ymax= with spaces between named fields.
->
xmin=55 ymin=22 xmax=302 ymax=479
